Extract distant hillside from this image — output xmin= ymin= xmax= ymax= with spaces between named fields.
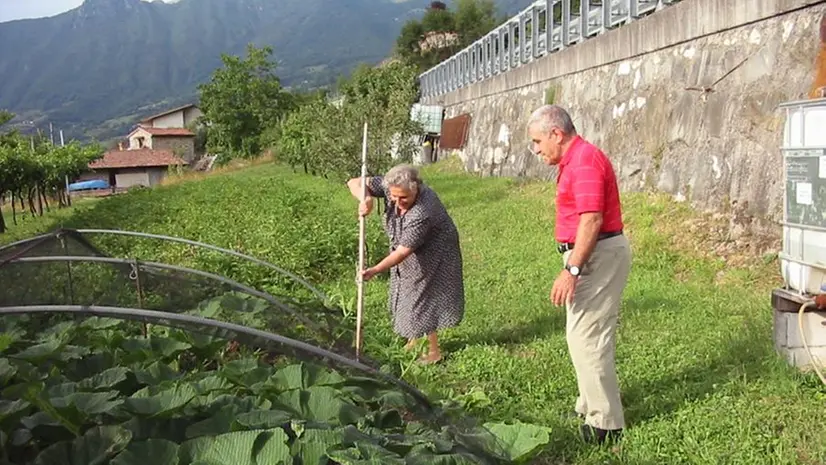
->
xmin=0 ymin=0 xmax=531 ymax=142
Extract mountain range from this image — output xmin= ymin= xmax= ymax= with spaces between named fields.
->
xmin=0 ymin=0 xmax=530 ymax=143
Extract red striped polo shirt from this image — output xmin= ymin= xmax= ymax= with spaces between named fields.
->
xmin=555 ymin=135 xmax=624 ymax=243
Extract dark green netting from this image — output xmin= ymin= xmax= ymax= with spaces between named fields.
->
xmin=0 ymin=229 xmax=523 ymax=465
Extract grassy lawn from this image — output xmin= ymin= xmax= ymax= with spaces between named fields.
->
xmin=1 ymin=159 xmax=824 ymax=464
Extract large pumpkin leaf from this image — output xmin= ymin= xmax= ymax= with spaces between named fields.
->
xmin=123 ymin=383 xmax=198 ymax=417
xmin=65 ymin=353 xmax=118 ymax=382
xmin=232 ymin=409 xmax=294 ymax=430
xmin=19 ymin=411 xmax=74 ymax=446
xmin=326 ymin=442 xmax=405 ymax=465
xmin=0 ymin=399 xmax=30 ymax=425
xmin=36 ymin=321 xmax=78 ymax=344
xmin=10 ymin=341 xmax=88 ymax=364
xmin=191 ymin=375 xmax=232 ymax=396
xmin=49 ymin=390 xmax=124 ymax=424
xmin=0 ymin=330 xmax=23 ymax=354
xmin=185 ymin=397 xmax=270 ymax=438
xmin=291 ymin=428 xmax=344 ymax=465
xmin=0 ymin=358 xmax=16 ymax=385
xmin=403 ymin=445 xmax=485 ymax=465
xmin=217 ymin=359 xmax=274 ymax=389
xmin=132 ymin=361 xmax=182 ymax=386
xmin=269 ymin=363 xmax=345 ymax=392
xmin=47 ymin=382 xmax=78 ymax=398
xmin=111 ymin=438 xmax=179 ymax=465
xmin=120 ymin=337 xmax=192 ymax=363
xmin=32 ymin=425 xmax=132 ymax=465
xmin=80 ymin=317 xmax=124 ymax=331
xmin=78 ymin=367 xmax=131 ymax=391
xmin=120 ymin=416 xmax=193 ymax=443
xmin=275 ymin=386 xmax=355 ymax=424
xmin=482 ymin=421 xmax=552 ymax=463
xmin=179 ymin=429 xmax=290 ymax=465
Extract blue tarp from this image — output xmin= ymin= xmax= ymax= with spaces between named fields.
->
xmin=68 ymin=179 xmax=110 ymax=192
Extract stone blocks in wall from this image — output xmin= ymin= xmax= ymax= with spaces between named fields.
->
xmin=430 ymin=1 xmax=826 ymax=231
xmin=774 ymin=306 xmax=826 ymax=371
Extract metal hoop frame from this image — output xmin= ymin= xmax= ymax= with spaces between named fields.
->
xmin=0 ymin=305 xmax=434 ymax=411
xmin=0 ymin=228 xmax=330 ymax=303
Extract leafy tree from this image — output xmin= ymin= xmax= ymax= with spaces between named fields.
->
xmin=421 ymin=8 xmax=455 ymax=33
xmin=454 ymin=0 xmax=500 ymax=47
xmin=274 ymin=61 xmax=423 ymax=181
xmin=394 ymin=0 xmax=503 ymax=72
xmin=198 ymin=44 xmax=295 ymax=161
xmin=395 ymin=21 xmax=426 ymax=64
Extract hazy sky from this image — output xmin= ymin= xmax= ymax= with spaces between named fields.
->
xmin=0 ymin=0 xmax=84 ymax=22
xmin=0 ymin=0 xmax=177 ymax=22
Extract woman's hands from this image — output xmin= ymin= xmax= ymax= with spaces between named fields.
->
xmin=359 ymin=246 xmax=414 ymax=283
xmin=361 ymin=267 xmax=379 ymax=281
xmin=359 ymin=197 xmax=374 ymax=217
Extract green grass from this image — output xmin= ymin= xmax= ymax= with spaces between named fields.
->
xmin=2 ymin=159 xmax=825 ymax=464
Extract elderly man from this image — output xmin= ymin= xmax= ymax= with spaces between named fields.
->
xmin=527 ymin=104 xmax=632 ymax=445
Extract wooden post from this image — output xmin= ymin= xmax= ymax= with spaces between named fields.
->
xmin=356 ymin=122 xmax=368 ymax=360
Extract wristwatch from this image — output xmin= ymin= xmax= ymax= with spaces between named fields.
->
xmin=565 ymin=264 xmax=581 ymax=277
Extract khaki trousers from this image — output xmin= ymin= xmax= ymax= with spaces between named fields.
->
xmin=562 ymin=234 xmax=632 ymax=430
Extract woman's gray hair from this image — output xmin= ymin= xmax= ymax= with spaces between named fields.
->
xmin=382 ymin=164 xmax=422 ymax=191
xmin=528 ymin=104 xmax=577 ymax=135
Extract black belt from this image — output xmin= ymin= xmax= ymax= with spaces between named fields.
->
xmin=557 ymin=230 xmax=623 ymax=254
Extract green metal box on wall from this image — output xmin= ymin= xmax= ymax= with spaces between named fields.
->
xmin=779 ymin=97 xmax=826 ymax=296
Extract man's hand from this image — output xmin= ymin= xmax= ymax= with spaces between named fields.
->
xmin=550 ymin=270 xmax=577 ymax=306
xmin=359 ymin=197 xmax=374 ymax=217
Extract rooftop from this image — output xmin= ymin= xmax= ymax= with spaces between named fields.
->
xmin=131 ymin=125 xmax=195 ymax=137
xmin=139 ymin=103 xmax=199 ymax=124
xmin=89 ymin=148 xmax=186 ymax=170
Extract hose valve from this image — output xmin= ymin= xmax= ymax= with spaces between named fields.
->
xmin=816 ymin=284 xmax=826 ymax=310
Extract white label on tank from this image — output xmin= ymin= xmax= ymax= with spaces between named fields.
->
xmin=796 ymin=182 xmax=813 ymax=205
xmin=820 ymin=156 xmax=826 ymax=179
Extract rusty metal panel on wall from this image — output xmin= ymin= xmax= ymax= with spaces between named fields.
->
xmin=439 ymin=114 xmax=471 ymax=150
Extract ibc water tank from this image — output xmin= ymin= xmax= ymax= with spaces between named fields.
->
xmin=410 ymin=103 xmax=444 ymax=134
xmin=778 ymin=97 xmax=826 ymax=295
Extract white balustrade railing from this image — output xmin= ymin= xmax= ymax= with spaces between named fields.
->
xmin=418 ymin=0 xmax=682 ymax=98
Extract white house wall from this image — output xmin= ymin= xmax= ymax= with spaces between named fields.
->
xmin=152 ymin=112 xmax=185 ymax=128
xmin=146 ymin=167 xmax=168 ymax=186
xmin=183 ymin=107 xmax=203 ymax=127
xmin=150 ymin=107 xmax=203 ymax=128
xmin=116 ymin=170 xmax=150 ymax=188
xmin=128 ymin=128 xmax=153 ymax=149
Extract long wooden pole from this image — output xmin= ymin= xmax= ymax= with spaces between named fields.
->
xmin=356 ymin=122 xmax=368 ymax=360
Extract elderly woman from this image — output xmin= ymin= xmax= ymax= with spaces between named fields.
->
xmin=346 ymin=164 xmax=464 ymax=364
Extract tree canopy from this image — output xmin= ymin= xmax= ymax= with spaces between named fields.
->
xmin=395 ymin=0 xmax=506 ymax=72
xmin=198 ymin=44 xmax=296 ymax=160
xmin=272 ymin=61 xmax=423 ymax=181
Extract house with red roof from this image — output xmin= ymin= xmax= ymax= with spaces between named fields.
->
xmin=73 ymin=103 xmax=200 ymax=191
xmin=128 ymin=103 xmax=202 ymax=163
xmin=78 ymin=148 xmax=186 ymax=190
xmin=128 ymin=125 xmax=196 ymax=163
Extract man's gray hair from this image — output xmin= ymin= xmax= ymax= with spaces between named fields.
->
xmin=528 ymin=104 xmax=577 ymax=135
xmin=383 ymin=164 xmax=421 ymax=191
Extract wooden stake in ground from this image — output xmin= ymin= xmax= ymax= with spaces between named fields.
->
xmin=356 ymin=122 xmax=368 ymax=360
xmin=809 ymin=14 xmax=826 ymax=98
